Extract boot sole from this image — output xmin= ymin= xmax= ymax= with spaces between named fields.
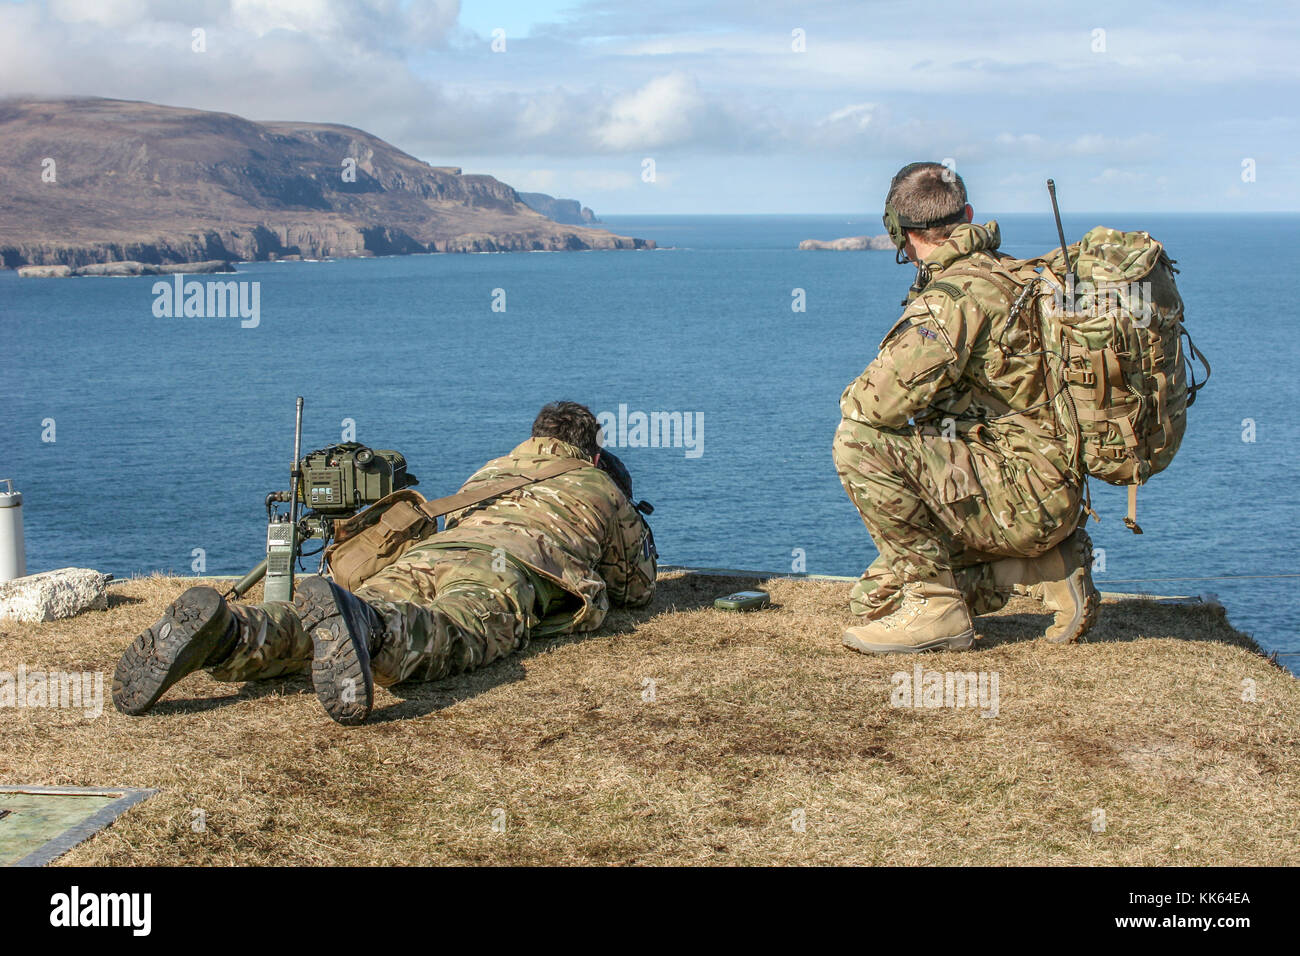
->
xmin=112 ymin=586 xmax=229 ymax=716
xmin=297 ymin=577 xmax=374 ymax=726
xmin=842 ymin=628 xmax=975 ymax=655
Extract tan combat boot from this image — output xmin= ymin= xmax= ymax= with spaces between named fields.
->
xmin=990 ymin=527 xmax=1099 ymax=644
xmin=842 ymin=571 xmax=975 ymax=654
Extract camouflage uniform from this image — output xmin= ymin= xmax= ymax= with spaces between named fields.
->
xmin=833 ymin=221 xmax=1083 ymax=618
xmin=207 ymin=437 xmax=657 ymax=685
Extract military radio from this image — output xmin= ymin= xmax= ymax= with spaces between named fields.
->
xmin=228 ymin=397 xmax=418 ymax=600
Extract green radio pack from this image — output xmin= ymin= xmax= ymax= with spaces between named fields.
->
xmin=714 ymin=590 xmax=771 ymax=611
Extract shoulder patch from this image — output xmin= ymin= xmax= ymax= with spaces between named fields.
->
xmin=926 ymin=280 xmax=966 ymax=300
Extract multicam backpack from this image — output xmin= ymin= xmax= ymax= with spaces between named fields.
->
xmin=1048 ymin=228 xmax=1207 ymax=474
xmin=945 ymin=227 xmax=1210 ymax=533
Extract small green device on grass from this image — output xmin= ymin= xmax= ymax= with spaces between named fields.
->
xmin=714 ymin=590 xmax=771 ymax=611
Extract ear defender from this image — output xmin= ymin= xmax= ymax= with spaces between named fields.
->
xmin=882 ymin=202 xmax=910 ymax=264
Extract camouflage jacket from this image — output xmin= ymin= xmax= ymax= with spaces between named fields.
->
xmin=430 ymin=436 xmax=656 ymax=634
xmin=839 ymin=221 xmax=1074 ymax=473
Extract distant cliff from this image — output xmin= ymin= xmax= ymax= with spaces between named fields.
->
xmin=518 ymin=192 xmax=600 ymax=225
xmin=799 ymin=235 xmax=895 ymax=251
xmin=0 ymin=98 xmax=652 ymax=269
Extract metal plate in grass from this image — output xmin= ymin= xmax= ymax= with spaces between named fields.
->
xmin=0 ymin=785 xmax=156 ymax=866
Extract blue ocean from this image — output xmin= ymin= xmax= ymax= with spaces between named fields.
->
xmin=2 ymin=213 xmax=1297 ymax=659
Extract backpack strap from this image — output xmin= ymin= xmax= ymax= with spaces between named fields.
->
xmin=930 ymin=257 xmax=1033 ymax=300
xmin=415 ymin=457 xmax=590 ymax=521
xmin=923 ymin=259 xmax=1045 ymax=355
xmin=1125 ymin=484 xmax=1143 ymax=535
xmin=1183 ymin=329 xmax=1212 ymax=407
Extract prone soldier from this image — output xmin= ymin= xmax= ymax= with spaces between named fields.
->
xmin=113 ymin=401 xmax=657 ymax=723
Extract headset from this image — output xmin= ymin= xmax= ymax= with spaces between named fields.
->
xmin=882 ymin=161 xmax=969 ymax=264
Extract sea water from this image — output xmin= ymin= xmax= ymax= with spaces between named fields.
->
xmin=1 ymin=213 xmax=1296 ymax=657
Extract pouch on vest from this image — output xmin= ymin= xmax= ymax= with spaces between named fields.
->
xmin=322 ymin=489 xmax=436 ymax=592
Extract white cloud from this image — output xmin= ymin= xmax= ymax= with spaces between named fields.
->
xmin=596 ymin=72 xmax=707 ymax=151
xmin=48 ymin=0 xmax=181 ymax=28
xmin=229 ymin=0 xmax=344 ymax=37
xmin=226 ymin=0 xmax=459 ymax=50
xmin=820 ymin=103 xmax=876 ymax=130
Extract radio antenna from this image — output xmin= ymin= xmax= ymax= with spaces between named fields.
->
xmin=288 ymin=397 xmax=303 ymax=537
xmin=1047 ymin=179 xmax=1075 ymax=312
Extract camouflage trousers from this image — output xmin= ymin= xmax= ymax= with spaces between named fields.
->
xmin=206 ymin=547 xmax=540 ymax=687
xmin=832 ymin=418 xmax=1082 ymax=619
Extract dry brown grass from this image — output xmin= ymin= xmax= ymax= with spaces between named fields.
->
xmin=1 ymin=571 xmax=1296 ymax=866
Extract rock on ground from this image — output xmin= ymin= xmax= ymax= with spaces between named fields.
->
xmin=0 ymin=568 xmax=109 ymax=623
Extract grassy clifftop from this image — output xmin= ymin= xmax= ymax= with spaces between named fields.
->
xmin=1 ymin=571 xmax=1295 ymax=865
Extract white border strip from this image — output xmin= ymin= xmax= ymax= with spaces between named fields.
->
xmin=1 ymin=784 xmax=157 ymax=868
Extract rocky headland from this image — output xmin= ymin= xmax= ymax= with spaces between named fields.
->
xmin=0 ymin=98 xmax=652 ymax=271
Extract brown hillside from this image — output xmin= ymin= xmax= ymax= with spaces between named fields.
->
xmin=0 ymin=97 xmax=653 ymax=267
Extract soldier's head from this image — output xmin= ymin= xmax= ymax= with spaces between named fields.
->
xmin=883 ymin=162 xmax=974 ymax=263
xmin=532 ymin=400 xmax=601 ymax=460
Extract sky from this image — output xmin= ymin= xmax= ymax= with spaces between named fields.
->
xmin=1 ymin=0 xmax=1297 ymax=214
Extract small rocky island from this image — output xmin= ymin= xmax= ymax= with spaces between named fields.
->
xmin=17 ymin=260 xmax=235 ymax=278
xmin=0 ymin=98 xmax=652 ymax=271
xmin=799 ymin=234 xmax=895 ymax=251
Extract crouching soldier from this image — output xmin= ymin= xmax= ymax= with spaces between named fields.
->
xmin=113 ymin=401 xmax=657 ymax=724
xmin=832 ymin=162 xmax=1098 ymax=654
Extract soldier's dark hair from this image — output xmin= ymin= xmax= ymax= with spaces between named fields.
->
xmin=887 ymin=162 xmax=968 ymax=243
xmin=532 ymin=401 xmax=601 ymax=459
